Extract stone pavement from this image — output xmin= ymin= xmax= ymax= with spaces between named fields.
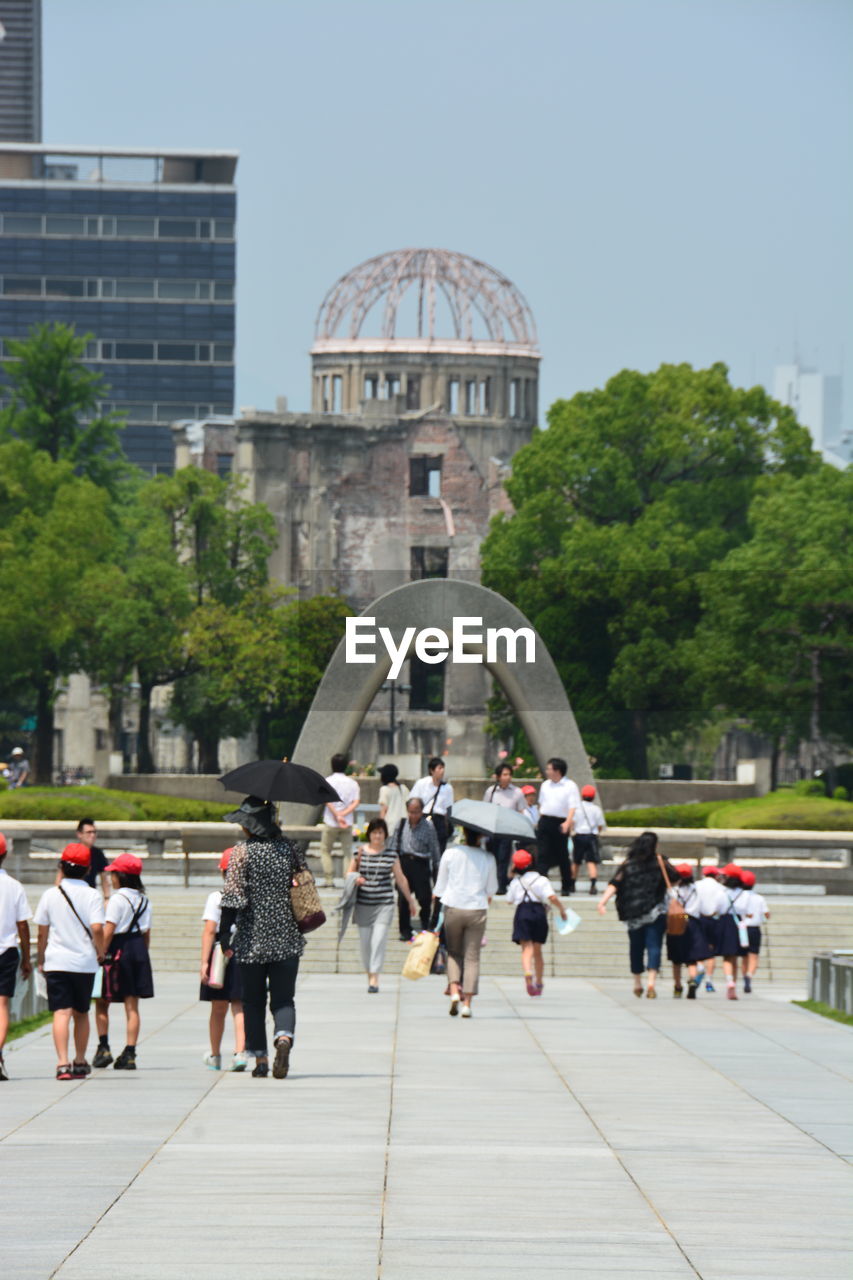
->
xmin=2 ymin=973 xmax=851 ymax=1280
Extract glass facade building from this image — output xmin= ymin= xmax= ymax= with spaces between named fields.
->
xmin=0 ymin=144 xmax=236 ymax=471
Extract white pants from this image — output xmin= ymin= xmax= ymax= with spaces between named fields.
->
xmin=355 ymin=902 xmax=395 ymax=974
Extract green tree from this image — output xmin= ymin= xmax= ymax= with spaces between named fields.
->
xmin=481 ymin=362 xmax=817 ymax=776
xmin=0 ymin=323 xmax=129 ymax=493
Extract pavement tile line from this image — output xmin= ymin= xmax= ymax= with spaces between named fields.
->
xmin=376 ymin=975 xmax=403 ymax=1280
xmin=494 ymin=979 xmax=704 ymax=1280
xmin=589 ymin=981 xmax=853 ymax=1166
xmin=48 ymin=1069 xmax=225 ymax=1280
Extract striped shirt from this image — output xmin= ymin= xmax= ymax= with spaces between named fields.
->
xmin=355 ymin=849 xmax=399 ymax=906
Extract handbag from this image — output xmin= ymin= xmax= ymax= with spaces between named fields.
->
xmin=402 ymin=929 xmax=440 ymax=981
xmin=291 ymin=865 xmax=327 ymax=934
xmin=657 ymin=854 xmax=689 ymax=936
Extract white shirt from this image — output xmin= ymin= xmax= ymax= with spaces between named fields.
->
xmin=411 ymin=775 xmax=454 ymax=816
xmin=0 ymin=867 xmax=31 ymax=950
xmin=743 ymin=891 xmax=768 ymax=925
xmin=378 ymin=782 xmax=410 ymax=830
xmin=695 ymin=878 xmax=729 ymax=917
xmin=673 ymin=882 xmax=702 ymax=919
xmin=482 ymin=781 xmax=528 ymax=812
xmin=202 ymin=889 xmax=223 ymax=925
xmin=106 ymin=888 xmax=152 ymax=933
xmin=323 ymin=772 xmax=360 ymax=829
xmin=538 ymin=777 xmax=580 ymax=819
xmin=726 ymin=886 xmax=749 ymax=918
xmin=506 ymin=870 xmax=556 ymax=907
xmin=33 ymin=881 xmax=105 ymax=973
xmin=573 ymin=800 xmax=605 ymax=835
xmin=433 ymin=844 xmax=497 ymax=909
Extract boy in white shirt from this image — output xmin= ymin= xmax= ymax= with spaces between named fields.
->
xmin=320 ymin=753 xmax=361 ymax=887
xmin=570 ymin=784 xmax=607 ymax=895
xmin=506 ymin=849 xmax=567 ymax=996
xmin=0 ymin=832 xmax=32 ymax=1081
xmin=34 ymin=843 xmax=105 ymax=1081
xmin=738 ymin=869 xmax=769 ymax=994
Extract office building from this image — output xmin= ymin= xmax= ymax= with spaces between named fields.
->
xmin=0 ymin=0 xmax=41 ymax=142
xmin=773 ymin=362 xmax=848 ymax=467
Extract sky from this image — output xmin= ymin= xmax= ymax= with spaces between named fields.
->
xmin=44 ymin=0 xmax=853 ymax=428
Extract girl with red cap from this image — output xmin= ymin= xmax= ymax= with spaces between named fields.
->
xmin=717 ymin=864 xmax=750 ymax=1001
xmin=506 ymin=849 xmax=567 ymax=995
xmin=738 ymin=870 xmax=769 ymax=994
xmin=199 ymin=848 xmax=246 ymax=1070
xmin=95 ymin=853 xmax=153 ymax=1069
xmin=695 ymin=867 xmax=730 ymax=993
xmin=666 ymin=865 xmax=712 ymax=998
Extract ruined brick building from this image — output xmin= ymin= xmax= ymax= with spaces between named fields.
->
xmin=175 ymin=248 xmax=540 ymax=773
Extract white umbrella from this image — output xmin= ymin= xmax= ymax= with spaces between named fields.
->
xmin=449 ymin=797 xmax=535 ymax=841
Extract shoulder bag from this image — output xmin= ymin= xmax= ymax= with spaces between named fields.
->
xmin=290 ymin=853 xmax=326 ymax=934
xmin=657 ymin=854 xmax=689 ymax=936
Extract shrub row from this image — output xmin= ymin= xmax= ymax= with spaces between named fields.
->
xmin=0 ymin=786 xmax=233 ymax=823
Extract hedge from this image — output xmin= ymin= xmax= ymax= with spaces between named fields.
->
xmin=0 ymin=786 xmax=233 ymax=823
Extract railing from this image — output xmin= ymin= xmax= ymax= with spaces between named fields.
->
xmin=810 ymin=952 xmax=853 ymax=1014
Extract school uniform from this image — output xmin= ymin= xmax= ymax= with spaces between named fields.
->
xmin=665 ymin=883 xmax=711 ymax=965
xmin=199 ymin=889 xmax=243 ymax=1002
xmin=33 ymin=881 xmax=105 ymax=1012
xmin=717 ymin=885 xmax=749 ymax=957
xmin=105 ymin=889 xmax=154 ymax=1001
xmin=695 ymin=877 xmax=729 ymax=955
xmin=507 ymin=870 xmax=555 ymax=945
xmin=571 ymin=800 xmax=606 ymax=865
xmin=742 ymin=890 xmax=768 ymax=954
xmin=0 ymin=867 xmax=31 ymax=997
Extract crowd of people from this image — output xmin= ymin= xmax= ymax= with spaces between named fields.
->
xmin=0 ymin=757 xmax=770 ymax=1082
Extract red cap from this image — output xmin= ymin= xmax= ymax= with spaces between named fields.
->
xmin=105 ymin=852 xmax=143 ymax=876
xmin=512 ymin=849 xmax=534 ymax=870
xmin=219 ymin=846 xmax=234 ymax=872
xmin=0 ymin=833 xmax=6 ymax=857
xmin=674 ymin=863 xmax=693 ymax=878
xmin=520 ymin=785 xmax=537 ymax=796
xmin=61 ymin=842 xmax=92 ymax=868
xmin=581 ymin=785 xmax=597 ymax=800
xmin=722 ymin=862 xmax=743 ymax=880
xmin=702 ymin=866 xmax=722 ymax=877
xmin=739 ymin=869 xmax=756 ymax=889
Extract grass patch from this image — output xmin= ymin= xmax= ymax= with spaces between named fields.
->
xmin=707 ymin=793 xmax=853 ymax=831
xmin=792 ymin=999 xmax=853 ymax=1028
xmin=7 ymin=1009 xmax=52 ymax=1041
xmin=605 ymin=803 xmax=718 ymax=828
xmin=0 ymin=785 xmax=232 ymax=823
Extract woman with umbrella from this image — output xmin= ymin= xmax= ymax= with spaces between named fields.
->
xmin=216 ymin=761 xmax=340 ymax=1079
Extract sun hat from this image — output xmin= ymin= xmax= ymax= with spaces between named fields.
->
xmin=721 ymin=862 xmax=743 ymax=880
xmin=219 ymin=846 xmax=234 ymax=871
xmin=739 ymin=869 xmax=756 ymax=889
xmin=511 ymin=849 xmax=534 ymax=870
xmin=105 ymin=852 xmax=143 ymax=876
xmin=581 ymin=784 xmax=596 ymax=799
xmin=223 ymin=795 xmax=279 ymax=839
xmin=60 ymin=842 xmax=92 ymax=867
xmin=0 ymin=833 xmax=6 ymax=857
xmin=702 ymin=865 xmax=722 ymax=877
xmin=674 ymin=862 xmax=694 ymax=878
xmin=520 ymin=784 xmax=537 ymax=796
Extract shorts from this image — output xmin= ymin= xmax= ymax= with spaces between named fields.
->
xmin=46 ymin=970 xmax=96 ymax=1013
xmin=0 ymin=946 xmax=19 ymax=997
xmin=571 ymin=834 xmax=601 ymax=865
xmin=746 ymin=926 xmax=761 ymax=955
xmin=512 ymin=901 xmax=549 ymax=945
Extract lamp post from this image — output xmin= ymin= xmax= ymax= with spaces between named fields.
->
xmin=382 ymin=680 xmax=410 ymax=754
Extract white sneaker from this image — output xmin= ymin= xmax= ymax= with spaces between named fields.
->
xmin=230 ymin=1052 xmax=248 ymax=1072
xmin=203 ymin=1052 xmax=221 ymax=1070
xmin=460 ymin=1004 xmax=472 ymax=1018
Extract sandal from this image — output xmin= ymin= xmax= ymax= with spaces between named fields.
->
xmin=56 ymin=1064 xmax=73 ymax=1081
xmin=646 ymin=988 xmax=657 ymax=999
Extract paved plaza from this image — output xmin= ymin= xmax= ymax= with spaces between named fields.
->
xmin=2 ymin=972 xmax=852 ymax=1279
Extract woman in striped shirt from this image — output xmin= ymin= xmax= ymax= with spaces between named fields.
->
xmin=347 ymin=819 xmax=417 ymax=993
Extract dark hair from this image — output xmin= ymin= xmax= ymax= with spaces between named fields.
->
xmin=113 ymin=871 xmax=146 ymax=892
xmin=427 ymin=756 xmax=445 ymax=773
xmin=494 ymin=762 xmax=513 ymax=776
xmin=76 ymin=817 xmax=95 ymax=832
xmin=547 ymin=757 xmax=567 ymax=777
xmin=379 ymin=763 xmax=399 ymax=784
xmin=626 ymin=831 xmax=658 ymax=863
xmin=366 ymin=818 xmax=388 ymax=839
xmin=461 ymin=826 xmax=482 ymax=847
xmin=60 ymin=862 xmax=89 ymax=880
xmin=407 ymin=796 xmax=424 ymax=811
xmin=331 ymin=753 xmax=348 ymax=773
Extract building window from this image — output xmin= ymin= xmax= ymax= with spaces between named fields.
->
xmin=409 ymin=456 xmax=442 ymax=497
xmin=409 ymin=654 xmax=445 ymax=712
xmin=465 ymin=379 xmax=477 ymax=415
xmin=384 ymin=374 xmax=401 ymax=399
xmin=406 ymin=375 xmax=421 ymax=411
xmin=94 ymin=729 xmax=108 ymax=751
xmin=216 ymin=453 xmax=234 ymax=478
xmin=411 ymin=547 xmax=448 ymax=579
xmin=364 ymin=374 xmax=379 ymax=399
xmin=479 ymin=379 xmax=491 ymax=415
xmin=332 ymin=375 xmax=343 ymax=413
xmin=510 ymin=378 xmax=520 ymax=417
xmin=447 ymin=379 xmax=459 ymax=413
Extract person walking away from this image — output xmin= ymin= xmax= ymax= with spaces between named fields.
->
xmin=318 ymin=754 xmax=360 ymax=888
xmin=347 ymin=818 xmax=418 ymax=992
xmin=665 ymin=864 xmax=712 ymax=998
xmin=597 ymin=831 xmax=681 ymax=999
xmin=718 ymin=864 xmax=750 ymax=1001
xmin=0 ymin=832 xmax=32 ymax=1081
xmin=571 ymin=784 xmax=606 ymax=894
xmin=7 ymin=747 xmax=29 ymax=789
xmin=695 ymin=867 xmax=728 ymax=993
xmin=392 ymin=798 xmax=440 ymax=939
xmin=431 ymin=825 xmax=497 ymax=1018
xmin=97 ymin=854 xmax=153 ymax=1070
xmin=482 ymin=763 xmax=529 ymax=894
xmin=506 ymin=848 xmax=566 ymax=996
xmin=33 ymin=843 xmax=105 ymax=1080
xmin=536 ymin=757 xmax=579 ymax=895
xmin=738 ymin=870 xmax=768 ymax=993
xmin=411 ymin=756 xmax=454 ymax=853
xmin=218 ymin=797 xmax=304 ymax=1080
xmin=377 ymin=764 xmax=410 ymax=831
xmin=199 ymin=848 xmax=246 ymax=1070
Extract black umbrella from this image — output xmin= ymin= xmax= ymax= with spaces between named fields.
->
xmin=218 ymin=760 xmax=340 ymax=805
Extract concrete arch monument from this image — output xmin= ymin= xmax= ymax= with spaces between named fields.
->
xmin=291 ymin=579 xmax=592 ymax=793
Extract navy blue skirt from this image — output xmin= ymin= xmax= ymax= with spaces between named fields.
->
xmin=106 ymin=932 xmax=154 ymax=1001
xmin=512 ymin=901 xmax=549 ymax=945
xmin=700 ymin=916 xmax=722 ymax=954
xmin=716 ymin=913 xmax=742 ymax=957
xmin=666 ymin=916 xmax=711 ymax=965
xmin=199 ymin=954 xmax=243 ymax=1002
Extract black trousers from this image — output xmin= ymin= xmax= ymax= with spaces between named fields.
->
xmin=487 ymin=836 xmax=513 ymax=892
xmin=238 ymin=956 xmax=299 ymax=1056
xmin=537 ymin=815 xmax=571 ymax=891
xmin=430 ymin=813 xmax=449 ymax=852
xmin=398 ymin=854 xmax=433 ymax=935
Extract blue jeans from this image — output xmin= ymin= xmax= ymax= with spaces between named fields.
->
xmin=628 ymin=915 xmax=667 ymax=975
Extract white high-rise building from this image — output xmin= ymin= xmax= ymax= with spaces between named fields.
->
xmin=773 ymin=364 xmax=848 ymax=466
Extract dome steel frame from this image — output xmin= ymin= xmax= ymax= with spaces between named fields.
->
xmin=314 ymin=248 xmax=538 ymax=351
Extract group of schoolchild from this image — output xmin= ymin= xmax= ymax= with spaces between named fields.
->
xmin=0 ymin=823 xmax=152 ymax=1082
xmin=663 ymin=861 xmax=769 ymax=1000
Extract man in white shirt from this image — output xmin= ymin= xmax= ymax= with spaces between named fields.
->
xmin=483 ymin=763 xmax=528 ymax=895
xmin=319 ymin=753 xmax=361 ymax=887
xmin=410 ymin=756 xmax=454 ymax=853
xmin=536 ymin=757 xmax=580 ymax=895
xmin=0 ymin=832 xmax=32 ymax=1081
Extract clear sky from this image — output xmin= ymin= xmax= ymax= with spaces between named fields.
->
xmin=44 ymin=0 xmax=852 ymax=426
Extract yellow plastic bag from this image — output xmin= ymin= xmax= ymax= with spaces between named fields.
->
xmin=402 ymin=930 xmax=440 ymax=981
